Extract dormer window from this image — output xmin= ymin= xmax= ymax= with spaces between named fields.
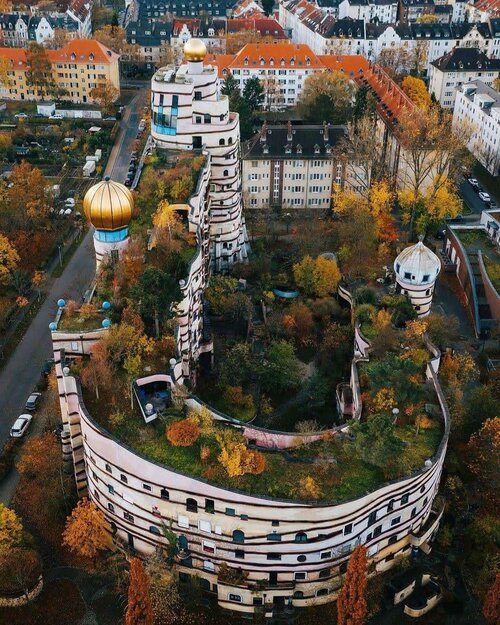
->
xmin=296 ymin=144 xmax=302 ymax=154
xmin=314 ymin=144 xmax=320 ymax=154
xmin=270 ymin=57 xmax=274 ymax=65
xmin=89 ymin=53 xmax=94 ymax=60
xmin=291 ymin=58 xmax=295 ymax=65
xmin=71 ymin=52 xmax=76 ymax=60
xmin=263 ymin=143 xmax=269 ymax=154
xmin=280 ymin=58 xmax=285 ymax=66
xmin=244 ymin=57 xmax=248 ymax=65
xmin=260 ymin=57 xmax=264 ymax=65
xmin=285 ymin=144 xmax=292 ymax=154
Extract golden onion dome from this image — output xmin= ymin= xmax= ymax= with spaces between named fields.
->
xmin=83 ymin=177 xmax=133 ymax=231
xmin=184 ymin=38 xmax=207 ymax=62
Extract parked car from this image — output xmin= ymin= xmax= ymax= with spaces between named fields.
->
xmin=49 ymin=114 xmax=63 ymax=120
xmin=445 ymin=214 xmax=464 ymax=223
xmin=25 ymin=391 xmax=41 ymax=411
xmin=131 ymin=151 xmax=138 ymax=159
xmin=14 ymin=112 xmax=28 ymax=119
xmin=435 ymin=229 xmax=446 ymax=240
xmin=468 ymin=178 xmax=480 ymax=190
xmin=479 ymin=191 xmax=491 ymax=204
xmin=124 ymin=179 xmax=132 ymax=187
xmin=10 ymin=414 xmax=33 ymax=438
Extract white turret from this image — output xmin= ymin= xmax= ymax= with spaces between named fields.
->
xmin=394 ymin=236 xmax=441 ymax=317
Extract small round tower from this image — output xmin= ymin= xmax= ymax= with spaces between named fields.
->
xmin=393 ymin=236 xmax=441 ymax=317
xmin=83 ymin=176 xmax=134 ymax=269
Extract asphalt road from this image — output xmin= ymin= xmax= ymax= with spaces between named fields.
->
xmin=0 ymin=91 xmax=147 ymax=450
xmin=459 ymin=178 xmax=497 ymax=216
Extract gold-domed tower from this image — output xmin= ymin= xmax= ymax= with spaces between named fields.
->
xmin=183 ymin=38 xmax=207 ymax=63
xmin=83 ymin=176 xmax=134 ymax=269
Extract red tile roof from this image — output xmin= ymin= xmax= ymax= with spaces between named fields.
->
xmin=227 ymin=18 xmax=287 ymax=38
xmin=0 ymin=39 xmax=119 ymax=70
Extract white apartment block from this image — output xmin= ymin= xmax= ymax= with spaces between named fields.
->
xmin=453 ymin=80 xmax=500 ymax=176
xmin=242 ymin=122 xmax=368 ymax=209
xmin=429 ymin=46 xmax=500 ymax=107
xmin=339 ymin=0 xmax=398 ymax=23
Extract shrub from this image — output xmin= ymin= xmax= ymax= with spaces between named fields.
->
xmin=200 ymin=445 xmax=211 ymax=463
xmin=356 ymin=303 xmax=376 ymax=326
xmin=224 ymin=386 xmax=254 ymax=410
xmin=354 ymin=287 xmax=378 ymax=305
xmin=299 ymin=476 xmax=322 ymax=500
xmin=166 ymin=418 xmax=200 ymax=447
xmin=79 ymin=303 xmax=98 ymax=320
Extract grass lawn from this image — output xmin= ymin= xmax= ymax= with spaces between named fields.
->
xmin=58 ymin=311 xmax=105 ymax=332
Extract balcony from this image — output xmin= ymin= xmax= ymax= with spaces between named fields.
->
xmin=410 ymin=502 xmax=444 ymax=549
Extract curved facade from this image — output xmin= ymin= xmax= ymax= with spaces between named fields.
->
xmin=150 ymin=41 xmax=247 ymax=272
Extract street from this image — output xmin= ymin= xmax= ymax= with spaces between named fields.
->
xmin=459 ymin=178 xmax=498 ymax=217
xmin=0 ymin=89 xmax=148 ymax=459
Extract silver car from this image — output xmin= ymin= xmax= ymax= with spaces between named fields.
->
xmin=10 ymin=414 xmax=33 ymax=438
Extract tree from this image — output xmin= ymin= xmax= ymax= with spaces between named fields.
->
xmin=397 ymin=107 xmax=469 ymax=237
xmin=417 ymin=13 xmax=438 ymax=23
xmin=352 ymin=85 xmax=376 ymax=123
xmin=0 ymin=233 xmax=19 ymax=285
xmin=243 ymin=76 xmax=264 ymax=112
xmin=0 ymin=504 xmax=23 ymax=549
xmin=262 ymin=0 xmax=274 ymax=15
xmin=299 ymin=476 xmax=322 ymax=500
xmin=402 ymin=76 xmax=431 ymax=110
xmin=376 ymin=46 xmax=411 ymax=79
xmin=80 ymin=342 xmax=113 ymax=399
xmin=0 ymin=55 xmax=12 ymax=88
xmin=132 ymin=267 xmax=181 ymax=337
xmin=152 ymin=200 xmax=182 ymax=244
xmin=337 ymin=545 xmax=368 ymax=625
xmin=260 ymin=340 xmax=301 ymax=394
xmin=351 ymin=413 xmax=406 ymax=477
xmin=90 ymin=80 xmax=119 ymax=114
xmin=0 ymin=547 xmax=41 ymax=599
xmin=94 ymin=25 xmax=131 ymax=56
xmin=467 ymin=418 xmax=500 ymax=500
xmin=221 ymin=72 xmax=239 ymax=98
xmin=17 ymin=432 xmax=60 ymax=480
xmin=166 ymin=418 xmax=200 ymax=447
xmin=62 ymin=498 xmax=111 ymax=561
xmin=31 ymin=270 xmax=45 ymax=300
xmin=25 ymin=43 xmax=56 ymax=97
xmin=282 ymin=302 xmax=315 ymax=346
xmin=483 ymin=573 xmax=500 ymax=625
xmin=217 ymin=429 xmax=266 ymax=477
xmin=297 ymin=71 xmax=356 ymax=123
xmin=205 ymin=275 xmax=238 ymax=316
xmin=293 ymin=255 xmax=341 ymax=297
xmin=126 ymin=558 xmax=154 ymax=625
xmin=7 ymin=161 xmax=51 ymax=227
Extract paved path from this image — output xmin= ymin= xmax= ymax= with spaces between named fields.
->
xmin=0 ymin=91 xmax=148 ymax=469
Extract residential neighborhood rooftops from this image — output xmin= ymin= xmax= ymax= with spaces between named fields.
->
xmin=431 ymin=46 xmax=500 ymax=72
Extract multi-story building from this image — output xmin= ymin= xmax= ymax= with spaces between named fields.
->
xmin=339 ymin=0 xmax=399 ymax=23
xmin=136 ymin=0 xmax=237 ymax=21
xmin=429 ymin=46 xmax=500 ymax=107
xmin=0 ymin=39 xmax=120 ymax=103
xmin=151 ymin=39 xmax=247 ymax=271
xmin=278 ymin=0 xmax=500 ymax=75
xmin=453 ymin=80 xmax=500 ymax=176
xmin=242 ymin=122 xmax=368 ymax=209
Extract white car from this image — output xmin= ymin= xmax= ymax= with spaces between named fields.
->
xmin=64 ymin=208 xmax=73 ymax=215
xmin=468 ymin=178 xmax=479 ymax=189
xmin=49 ymin=114 xmax=63 ymax=120
xmin=478 ymin=191 xmax=491 ymax=204
xmin=14 ymin=112 xmax=28 ymax=119
xmin=10 ymin=414 xmax=33 ymax=438
xmin=65 ymin=198 xmax=75 ymax=206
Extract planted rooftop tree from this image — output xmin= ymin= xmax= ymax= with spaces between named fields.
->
xmin=132 ymin=266 xmax=181 ymax=337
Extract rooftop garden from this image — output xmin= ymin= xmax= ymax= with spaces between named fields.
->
xmin=74 ymin=211 xmax=446 ymax=503
xmin=455 ymin=228 xmax=500 ymax=292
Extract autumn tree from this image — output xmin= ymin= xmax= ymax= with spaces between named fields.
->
xmin=483 ymin=572 xmax=500 ymax=625
xmin=25 ymin=43 xmax=56 ymax=97
xmin=0 ymin=54 xmax=12 ymax=88
xmin=376 ymin=46 xmax=411 ymax=79
xmin=62 ymin=498 xmax=111 ymax=561
xmin=6 ymin=161 xmax=51 ymax=227
xmin=0 ymin=504 xmax=23 ymax=549
xmin=299 ymin=476 xmax=322 ymax=500
xmin=152 ymin=200 xmax=183 ymax=247
xmin=90 ymin=80 xmax=119 ymax=114
xmin=297 ymin=71 xmax=356 ymax=123
xmin=293 ymin=255 xmax=341 ymax=298
xmin=337 ymin=545 xmax=368 ymax=625
xmin=0 ymin=547 xmax=41 ymax=599
xmin=216 ymin=429 xmax=266 ymax=477
xmin=166 ymin=418 xmax=200 ymax=447
xmin=282 ymin=302 xmax=315 ymax=346
xmin=397 ymin=106 xmax=469 ymax=237
xmin=402 ymin=76 xmax=431 ymax=110
xmin=417 ymin=13 xmax=438 ymax=23
xmin=17 ymin=432 xmax=60 ymax=480
xmin=126 ymin=558 xmax=154 ymax=625
xmin=80 ymin=342 xmax=113 ymax=399
xmin=0 ymin=233 xmax=19 ymax=284
xmin=131 ymin=267 xmax=181 ymax=337
xmin=95 ymin=25 xmax=132 ymax=56
xmin=351 ymin=413 xmax=406 ymax=478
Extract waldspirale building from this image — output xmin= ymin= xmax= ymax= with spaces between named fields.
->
xmin=150 ymin=38 xmax=248 ymax=272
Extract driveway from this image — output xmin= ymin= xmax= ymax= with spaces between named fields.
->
xmin=0 ymin=91 xmax=148 ymax=457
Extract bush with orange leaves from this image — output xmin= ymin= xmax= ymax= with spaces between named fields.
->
xmin=216 ymin=429 xmax=266 ymax=477
xmin=166 ymin=418 xmax=200 ymax=447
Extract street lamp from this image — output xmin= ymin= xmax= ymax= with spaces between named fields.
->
xmin=392 ymin=407 xmax=400 ymax=425
xmin=284 ymin=212 xmax=292 ymax=234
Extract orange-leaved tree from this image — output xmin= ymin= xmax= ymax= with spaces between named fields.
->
xmin=62 ymin=498 xmax=111 ymax=561
xmin=337 ymin=545 xmax=368 ymax=625
xmin=166 ymin=418 xmax=200 ymax=447
xmin=483 ymin=572 xmax=500 ymax=625
xmin=125 ymin=558 xmax=153 ymax=625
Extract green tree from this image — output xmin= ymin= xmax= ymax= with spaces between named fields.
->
xmin=260 ymin=340 xmax=301 ymax=394
xmin=351 ymin=414 xmax=406 ymax=477
xmin=262 ymin=0 xmax=274 ymax=15
xmin=218 ymin=342 xmax=255 ymax=389
xmin=221 ymin=73 xmax=239 ymax=98
xmin=297 ymin=71 xmax=355 ymax=123
xmin=243 ymin=76 xmax=265 ymax=112
xmin=132 ymin=267 xmax=181 ymax=337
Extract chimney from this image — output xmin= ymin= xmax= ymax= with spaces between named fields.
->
xmin=287 ymin=120 xmax=292 ymax=142
xmin=260 ymin=121 xmax=267 ymax=143
xmin=323 ymin=120 xmax=328 ymax=143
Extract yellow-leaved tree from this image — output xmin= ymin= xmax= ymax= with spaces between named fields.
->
xmin=0 ymin=504 xmax=23 ymax=549
xmin=0 ymin=233 xmax=19 ymax=284
xmin=293 ymin=255 xmax=341 ymax=297
xmin=62 ymin=498 xmax=111 ymax=560
xmin=402 ymin=76 xmax=432 ymax=110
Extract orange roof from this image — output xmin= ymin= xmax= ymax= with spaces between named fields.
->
xmin=227 ymin=18 xmax=287 ymax=38
xmin=0 ymin=39 xmax=119 ymax=70
xmin=207 ymin=43 xmax=323 ymax=74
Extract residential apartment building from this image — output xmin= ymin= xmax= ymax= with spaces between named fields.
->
xmin=278 ymin=0 xmax=500 ymax=75
xmin=339 ymin=0 xmax=399 ymax=23
xmin=150 ymin=39 xmax=247 ymax=271
xmin=453 ymin=80 xmax=500 ymax=175
xmin=429 ymin=46 xmax=500 ymax=107
xmin=0 ymin=39 xmax=120 ymax=103
xmin=398 ymin=0 xmax=436 ymax=22
xmin=242 ymin=122 xmax=369 ymax=209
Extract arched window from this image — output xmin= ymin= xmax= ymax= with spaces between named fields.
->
xmin=178 ymin=535 xmax=188 ymax=550
xmin=223 ymin=169 xmax=229 ymax=176
xmin=161 ymin=488 xmax=169 ymax=500
xmin=219 ymin=138 xmax=225 ymax=146
xmin=295 ymin=532 xmax=308 ymax=542
xmin=228 ymin=137 xmax=233 ymax=144
xmin=149 ymin=525 xmax=161 ymax=535
xmin=316 ymin=588 xmax=329 ymax=597
xmin=232 ymin=530 xmax=245 ymax=543
xmin=186 ymin=498 xmax=198 ymax=512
